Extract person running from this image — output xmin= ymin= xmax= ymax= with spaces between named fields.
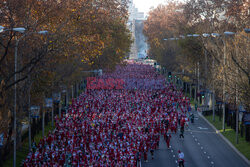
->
xmin=178 ymin=150 xmax=185 ymax=167
xmin=185 ymin=116 xmax=189 ymax=129
xmin=150 ymin=141 xmax=155 ymax=159
xmin=143 ymin=146 xmax=148 ymax=162
xmin=180 ymin=126 xmax=184 ymax=139
xmin=166 ymin=133 xmax=171 ymax=149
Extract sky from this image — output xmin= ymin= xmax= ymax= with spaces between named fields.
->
xmin=133 ymin=0 xmax=167 ymax=15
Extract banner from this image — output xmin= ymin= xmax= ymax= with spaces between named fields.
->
xmin=87 ymin=77 xmax=125 ymax=90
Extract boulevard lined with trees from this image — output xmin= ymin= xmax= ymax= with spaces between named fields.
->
xmin=0 ymin=0 xmax=132 ymax=165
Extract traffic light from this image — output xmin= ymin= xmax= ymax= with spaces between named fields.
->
xmin=202 ymin=95 xmax=205 ymax=98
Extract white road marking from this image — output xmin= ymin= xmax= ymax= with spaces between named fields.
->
xmin=197 ymin=127 xmax=208 ymax=130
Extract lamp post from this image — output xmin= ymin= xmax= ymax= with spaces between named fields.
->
xmin=212 ymin=56 xmax=215 ymax=121
xmin=1 ymin=26 xmax=25 ymax=167
xmin=9 ymin=27 xmax=25 ymax=167
xmin=211 ymin=31 xmax=235 ymax=131
xmin=15 ymin=30 xmax=48 ymax=151
xmin=211 ymin=32 xmax=228 ymax=131
xmin=189 ymin=34 xmax=201 ymax=109
xmin=197 ymin=61 xmax=200 ymax=108
xmin=224 ymin=29 xmax=249 ymax=143
xmin=235 ymin=49 xmax=239 ymax=144
xmin=232 ymin=29 xmax=249 ymax=144
xmin=202 ymin=33 xmax=216 ymax=121
xmin=1 ymin=26 xmax=48 ymax=166
xmin=222 ymin=31 xmax=235 ymax=131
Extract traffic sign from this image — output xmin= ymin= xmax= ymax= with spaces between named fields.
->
xmin=45 ymin=98 xmax=53 ymax=107
xmin=30 ymin=106 xmax=40 ymax=118
xmin=53 ymin=93 xmax=61 ymax=103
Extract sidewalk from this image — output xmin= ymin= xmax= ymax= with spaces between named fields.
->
xmin=3 ymin=122 xmax=54 ymax=167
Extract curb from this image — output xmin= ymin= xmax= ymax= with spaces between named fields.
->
xmin=198 ymin=112 xmax=250 ymax=166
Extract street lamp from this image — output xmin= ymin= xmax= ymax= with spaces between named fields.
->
xmin=0 ymin=26 xmax=26 ymax=33
xmin=15 ymin=30 xmax=48 ymax=151
xmin=223 ymin=31 xmax=235 ymax=132
xmin=202 ymin=33 xmax=215 ymax=121
xmin=211 ymin=33 xmax=220 ymax=37
xmin=224 ymin=31 xmax=235 ymax=35
xmin=3 ymin=26 xmax=26 ymax=167
xmin=1 ymin=26 xmax=48 ymax=167
xmin=202 ymin=33 xmax=210 ymax=37
xmin=211 ymin=32 xmax=226 ymax=131
xmin=189 ymin=34 xmax=201 ymax=108
xmin=12 ymin=28 xmax=26 ymax=33
xmin=225 ymin=29 xmax=248 ymax=144
xmin=0 ymin=26 xmax=26 ymax=167
xmin=211 ymin=31 xmax=235 ymax=131
xmin=192 ymin=34 xmax=200 ymax=37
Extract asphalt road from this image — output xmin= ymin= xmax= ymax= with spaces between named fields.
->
xmin=142 ymin=110 xmax=249 ymax=167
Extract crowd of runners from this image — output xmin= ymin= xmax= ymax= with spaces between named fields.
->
xmin=23 ymin=63 xmax=191 ymax=167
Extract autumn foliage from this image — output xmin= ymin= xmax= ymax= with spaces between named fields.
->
xmin=0 ymin=0 xmax=132 ymax=154
xmin=144 ymin=0 xmax=249 ymax=110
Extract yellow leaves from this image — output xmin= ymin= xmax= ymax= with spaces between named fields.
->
xmin=116 ymin=48 xmax=121 ymax=54
xmin=100 ymin=41 xmax=105 ymax=48
xmin=153 ymin=38 xmax=161 ymax=47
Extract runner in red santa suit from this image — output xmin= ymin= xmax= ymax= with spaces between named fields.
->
xmin=166 ymin=133 xmax=171 ymax=149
